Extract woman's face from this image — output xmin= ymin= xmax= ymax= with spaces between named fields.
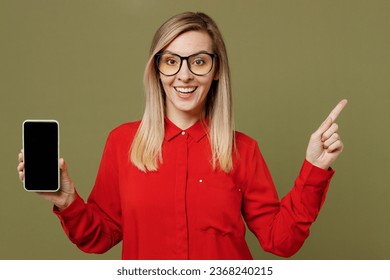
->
xmin=159 ymin=31 xmax=217 ymax=126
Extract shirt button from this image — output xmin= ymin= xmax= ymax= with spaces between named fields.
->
xmin=181 ymin=131 xmax=186 ymax=135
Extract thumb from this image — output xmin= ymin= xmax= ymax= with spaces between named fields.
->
xmin=59 ymin=158 xmax=71 ymax=181
xmin=59 ymin=158 xmax=75 ymax=193
xmin=59 ymin=158 xmax=67 ymax=173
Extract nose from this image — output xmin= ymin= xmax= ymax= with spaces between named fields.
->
xmin=177 ymin=59 xmax=194 ymax=81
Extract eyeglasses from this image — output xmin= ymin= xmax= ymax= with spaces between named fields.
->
xmin=155 ymin=51 xmax=217 ymax=76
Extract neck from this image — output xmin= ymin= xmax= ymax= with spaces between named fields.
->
xmin=166 ymin=110 xmax=204 ymax=130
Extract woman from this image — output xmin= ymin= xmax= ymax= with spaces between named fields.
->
xmin=17 ymin=12 xmax=347 ymax=259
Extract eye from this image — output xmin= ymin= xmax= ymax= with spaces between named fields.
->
xmin=166 ymin=58 xmax=178 ymax=66
xmin=160 ymin=54 xmax=180 ymax=66
xmin=193 ymin=58 xmax=205 ymax=65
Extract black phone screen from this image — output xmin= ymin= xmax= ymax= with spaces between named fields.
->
xmin=23 ymin=120 xmax=59 ymax=192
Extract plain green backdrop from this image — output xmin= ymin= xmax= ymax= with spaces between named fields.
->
xmin=1 ymin=0 xmax=389 ymax=259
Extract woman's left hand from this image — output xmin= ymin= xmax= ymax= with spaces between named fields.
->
xmin=306 ymin=99 xmax=348 ymax=170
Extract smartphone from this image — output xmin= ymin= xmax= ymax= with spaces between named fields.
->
xmin=22 ymin=120 xmax=60 ymax=192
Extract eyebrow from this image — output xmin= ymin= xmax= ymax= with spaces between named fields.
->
xmin=161 ymin=50 xmax=212 ymax=56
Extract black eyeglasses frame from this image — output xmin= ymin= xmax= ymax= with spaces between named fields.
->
xmin=155 ymin=51 xmax=217 ymax=77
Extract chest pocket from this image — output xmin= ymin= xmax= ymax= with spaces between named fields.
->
xmin=187 ymin=173 xmax=244 ymax=236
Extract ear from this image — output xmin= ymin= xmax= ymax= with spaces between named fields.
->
xmin=213 ymin=61 xmax=220 ymax=80
xmin=213 ymin=71 xmax=219 ymax=81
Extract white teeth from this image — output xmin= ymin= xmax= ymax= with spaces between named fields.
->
xmin=175 ymin=87 xmax=196 ymax=93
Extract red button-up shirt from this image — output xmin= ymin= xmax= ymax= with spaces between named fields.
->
xmin=54 ymin=118 xmax=334 ymax=259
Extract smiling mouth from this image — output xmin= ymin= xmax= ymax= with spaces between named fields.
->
xmin=174 ymin=87 xmax=197 ymax=94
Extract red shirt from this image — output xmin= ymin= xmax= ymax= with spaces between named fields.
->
xmin=54 ymin=118 xmax=334 ymax=259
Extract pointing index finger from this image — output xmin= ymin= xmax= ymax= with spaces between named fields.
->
xmin=327 ymin=99 xmax=348 ymax=122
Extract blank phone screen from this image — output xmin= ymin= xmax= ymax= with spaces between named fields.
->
xmin=23 ymin=120 xmax=59 ymax=191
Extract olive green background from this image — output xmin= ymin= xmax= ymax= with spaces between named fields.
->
xmin=1 ymin=0 xmax=389 ymax=260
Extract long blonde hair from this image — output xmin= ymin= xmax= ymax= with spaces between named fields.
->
xmin=130 ymin=12 xmax=235 ymax=172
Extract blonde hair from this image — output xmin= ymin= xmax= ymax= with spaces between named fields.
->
xmin=130 ymin=12 xmax=235 ymax=172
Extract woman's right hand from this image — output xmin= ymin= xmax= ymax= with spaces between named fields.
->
xmin=17 ymin=150 xmax=76 ymax=211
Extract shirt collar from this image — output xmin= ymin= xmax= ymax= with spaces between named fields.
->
xmin=164 ymin=117 xmax=209 ymax=143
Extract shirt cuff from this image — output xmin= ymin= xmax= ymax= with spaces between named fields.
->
xmin=299 ymin=159 xmax=335 ymax=187
xmin=53 ymin=192 xmax=85 ymax=221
